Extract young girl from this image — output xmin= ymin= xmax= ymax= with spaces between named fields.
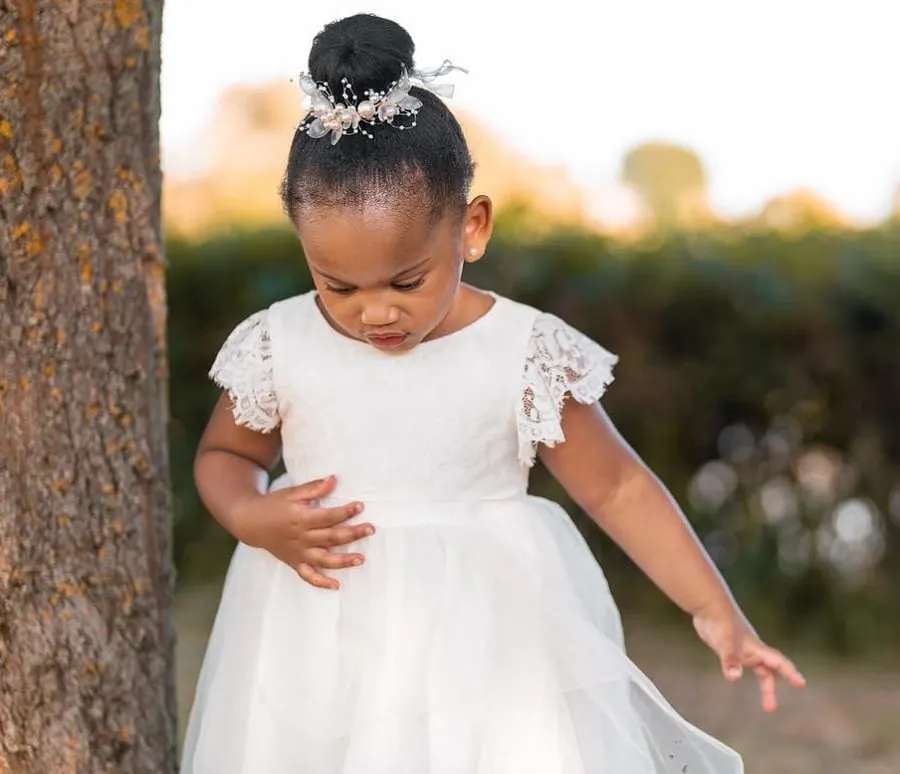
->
xmin=181 ymin=13 xmax=805 ymax=773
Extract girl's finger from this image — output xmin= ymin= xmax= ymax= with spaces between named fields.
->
xmin=303 ymin=501 xmax=366 ymax=528
xmin=754 ymin=665 xmax=778 ymax=713
xmin=286 ymin=475 xmax=337 ymax=502
xmin=308 ymin=523 xmax=375 ymax=548
xmin=745 ymin=642 xmax=807 ymax=689
xmin=295 ymin=562 xmax=339 ymax=590
xmin=721 ymin=658 xmax=743 ymax=682
xmin=761 ymin=648 xmax=806 ymax=688
xmin=305 ymin=547 xmax=365 ymax=570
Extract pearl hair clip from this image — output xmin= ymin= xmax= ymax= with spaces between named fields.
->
xmin=297 ymin=60 xmax=467 ymax=145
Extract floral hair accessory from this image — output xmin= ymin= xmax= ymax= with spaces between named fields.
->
xmin=297 ymin=60 xmax=467 ymax=145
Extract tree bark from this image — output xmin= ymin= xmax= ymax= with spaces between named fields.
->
xmin=0 ymin=1 xmax=175 ymax=772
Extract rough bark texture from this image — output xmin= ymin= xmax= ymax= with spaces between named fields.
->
xmin=0 ymin=1 xmax=176 ymax=772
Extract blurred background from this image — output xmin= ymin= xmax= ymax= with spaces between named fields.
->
xmin=163 ymin=1 xmax=900 ymax=771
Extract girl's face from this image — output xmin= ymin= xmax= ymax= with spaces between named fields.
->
xmin=296 ymin=196 xmax=492 ymax=353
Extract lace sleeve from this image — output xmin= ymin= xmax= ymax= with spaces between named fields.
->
xmin=208 ymin=310 xmax=280 ymax=433
xmin=518 ymin=313 xmax=618 ymax=467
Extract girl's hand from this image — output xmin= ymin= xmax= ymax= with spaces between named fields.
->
xmin=692 ymin=607 xmax=807 ymax=712
xmin=231 ymin=475 xmax=373 ymax=590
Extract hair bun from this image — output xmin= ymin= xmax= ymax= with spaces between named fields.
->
xmin=308 ymin=14 xmax=415 ymax=97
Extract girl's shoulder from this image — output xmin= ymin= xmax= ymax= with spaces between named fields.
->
xmin=205 ymin=291 xmax=318 ymax=434
xmin=232 ymin=290 xmax=320 ymax=353
xmin=491 ymin=293 xmax=619 ymax=467
xmin=216 ymin=290 xmax=317 ymax=339
xmin=212 ymin=290 xmax=317 ymax=362
xmin=267 ymin=289 xmax=318 ymax=326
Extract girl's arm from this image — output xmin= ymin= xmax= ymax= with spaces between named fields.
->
xmin=539 ymin=400 xmax=735 ymax=620
xmin=539 ymin=399 xmax=805 ymax=711
xmin=195 ymin=394 xmax=284 ymax=537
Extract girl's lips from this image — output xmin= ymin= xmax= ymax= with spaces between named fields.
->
xmin=366 ymin=333 xmax=409 ymax=349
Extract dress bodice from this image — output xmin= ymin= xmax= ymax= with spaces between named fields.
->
xmin=210 ymin=291 xmax=617 ymax=502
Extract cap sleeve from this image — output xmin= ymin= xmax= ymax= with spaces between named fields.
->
xmin=518 ymin=313 xmax=618 ymax=466
xmin=208 ymin=309 xmax=279 ymax=433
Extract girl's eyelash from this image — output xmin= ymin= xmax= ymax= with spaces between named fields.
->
xmin=325 ymin=277 xmax=425 ymax=295
xmin=392 ymin=277 xmax=425 ymax=291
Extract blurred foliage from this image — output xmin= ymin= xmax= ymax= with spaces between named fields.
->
xmin=754 ymin=189 xmax=848 ymax=234
xmin=621 ymin=141 xmax=714 ymax=230
xmin=167 ymin=220 xmax=900 ymax=655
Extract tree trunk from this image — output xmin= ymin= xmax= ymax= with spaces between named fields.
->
xmin=0 ymin=2 xmax=176 ymax=772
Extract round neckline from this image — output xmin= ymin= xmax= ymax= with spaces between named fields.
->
xmin=310 ymin=290 xmax=501 ymax=353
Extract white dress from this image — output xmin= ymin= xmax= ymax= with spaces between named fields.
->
xmin=181 ymin=290 xmax=744 ymax=774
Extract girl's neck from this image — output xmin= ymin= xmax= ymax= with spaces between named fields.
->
xmin=424 ymin=284 xmax=495 ymax=342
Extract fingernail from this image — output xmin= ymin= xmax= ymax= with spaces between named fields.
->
xmin=365 ymin=527 xmax=375 ymax=536
xmin=727 ymin=667 xmax=742 ymax=679
xmin=352 ymin=557 xmax=362 ymax=566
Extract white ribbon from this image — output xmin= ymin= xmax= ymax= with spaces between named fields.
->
xmin=410 ymin=59 xmax=468 ymax=98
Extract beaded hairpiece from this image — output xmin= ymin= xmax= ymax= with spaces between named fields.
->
xmin=297 ymin=60 xmax=466 ymax=145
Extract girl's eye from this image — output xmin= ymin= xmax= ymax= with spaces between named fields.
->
xmin=326 ymin=285 xmax=355 ymax=296
xmin=392 ymin=277 xmax=424 ymax=292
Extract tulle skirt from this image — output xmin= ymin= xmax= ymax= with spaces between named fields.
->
xmin=181 ymin=492 xmax=744 ymax=773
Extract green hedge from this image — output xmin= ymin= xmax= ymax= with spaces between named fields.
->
xmin=167 ymin=223 xmax=900 ymax=653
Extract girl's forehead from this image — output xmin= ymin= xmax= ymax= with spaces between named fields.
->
xmin=299 ymin=205 xmax=454 ymax=280
xmin=300 ymin=205 xmax=450 ymax=253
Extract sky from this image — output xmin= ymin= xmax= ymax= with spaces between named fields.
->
xmin=161 ymin=0 xmax=900 ymax=223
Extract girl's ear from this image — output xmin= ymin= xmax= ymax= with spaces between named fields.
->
xmin=463 ymin=195 xmax=493 ymax=263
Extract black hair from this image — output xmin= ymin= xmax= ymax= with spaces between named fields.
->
xmin=280 ymin=14 xmax=474 ymax=222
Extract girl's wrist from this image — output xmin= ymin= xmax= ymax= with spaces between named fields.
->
xmin=223 ymin=492 xmax=264 ymax=546
xmin=688 ymin=593 xmax=740 ymax=622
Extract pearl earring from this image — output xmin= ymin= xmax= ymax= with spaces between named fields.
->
xmin=468 ymin=247 xmax=479 ymax=257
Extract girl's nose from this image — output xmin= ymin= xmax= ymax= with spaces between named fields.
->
xmin=360 ymin=302 xmax=401 ymax=327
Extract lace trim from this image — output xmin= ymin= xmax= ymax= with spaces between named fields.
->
xmin=208 ymin=309 xmax=280 ymax=433
xmin=518 ymin=314 xmax=618 ymax=467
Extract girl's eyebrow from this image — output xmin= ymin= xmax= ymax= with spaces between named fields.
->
xmin=391 ymin=256 xmax=432 ymax=278
xmin=315 ymin=256 xmax=432 ymax=285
